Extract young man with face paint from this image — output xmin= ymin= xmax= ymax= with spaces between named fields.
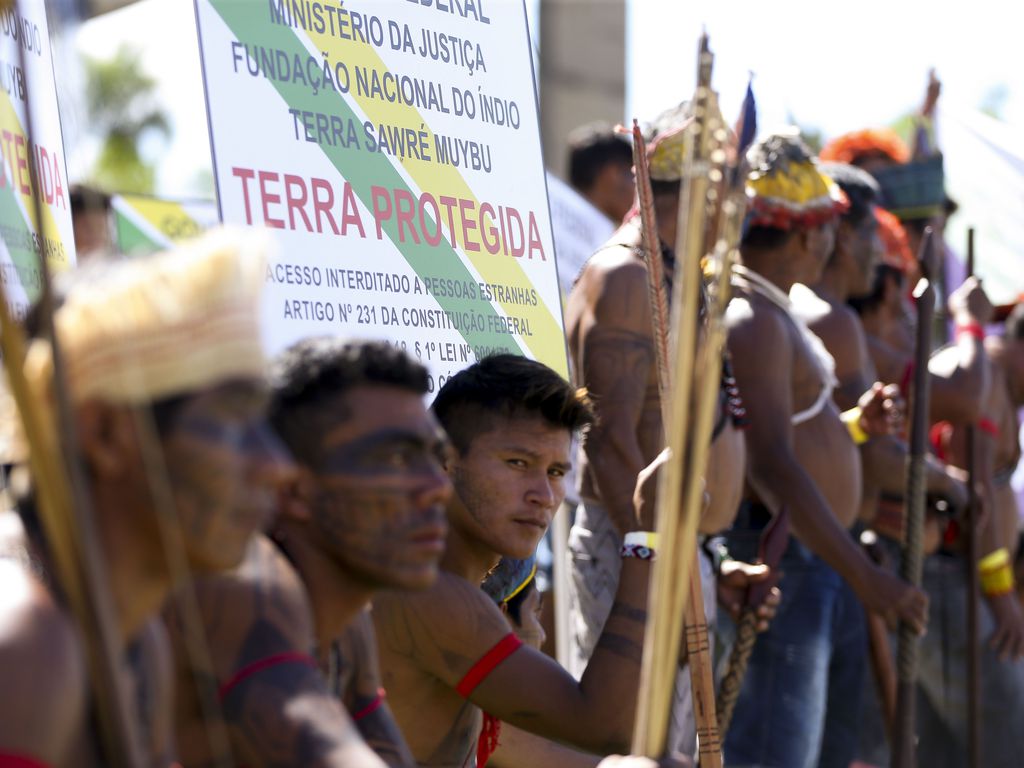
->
xmin=0 ymin=230 xmax=294 ymax=767
xmin=167 ymin=337 xmax=452 ymax=767
xmin=373 ymin=354 xmax=684 ymax=768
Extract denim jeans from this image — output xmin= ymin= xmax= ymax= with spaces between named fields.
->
xmin=721 ymin=523 xmax=866 ymax=768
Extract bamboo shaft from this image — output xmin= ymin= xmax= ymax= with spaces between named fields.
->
xmin=7 ymin=3 xmax=143 ymax=761
xmin=631 ymin=34 xmax=722 ymax=759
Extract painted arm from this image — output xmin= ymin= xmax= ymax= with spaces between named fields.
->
xmin=375 ymin=557 xmax=652 ymax=755
xmin=333 ymin=611 xmax=416 ymax=767
xmin=167 ymin=540 xmax=386 ymax=768
xmin=579 ymin=262 xmax=656 ymax=535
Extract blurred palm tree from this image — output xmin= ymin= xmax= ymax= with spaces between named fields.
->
xmin=83 ymin=44 xmax=170 ymax=194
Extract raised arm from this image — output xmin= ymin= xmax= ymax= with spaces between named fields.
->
xmin=929 ymin=277 xmax=993 ymax=424
xmin=578 ymin=261 xmax=657 ymax=535
xmin=727 ymin=303 xmax=928 ymax=632
xmin=973 ymin=387 xmax=1024 ymax=661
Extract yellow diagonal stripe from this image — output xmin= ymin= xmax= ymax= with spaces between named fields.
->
xmin=0 ymin=91 xmax=70 ymax=271
xmin=299 ymin=23 xmax=566 ymax=376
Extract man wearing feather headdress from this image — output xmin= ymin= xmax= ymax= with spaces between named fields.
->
xmin=0 ymin=229 xmax=294 ymax=767
xmin=721 ymin=132 xmax=929 ymax=767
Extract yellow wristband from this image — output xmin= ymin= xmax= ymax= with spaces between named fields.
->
xmin=981 ymin=564 xmax=1015 ymax=596
xmin=979 ymin=547 xmax=1011 ymax=573
xmin=841 ymin=407 xmax=870 ymax=445
xmin=623 ymin=531 xmax=659 ymax=550
xmin=980 ymin=548 xmax=1015 ymax=596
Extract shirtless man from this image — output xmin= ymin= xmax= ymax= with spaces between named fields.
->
xmin=721 ymin=133 xmax=928 ymax=768
xmin=373 ymin=354 xmax=673 ymax=767
xmin=565 ymin=104 xmax=774 ymax=756
xmin=790 ymin=163 xmax=975 ymax=763
xmin=0 ymin=231 xmax=293 ymax=767
xmin=167 ymin=337 xmax=454 ymax=767
xmin=792 ymin=163 xmax=970 ymax=537
xmin=913 ymin=306 xmax=1024 ymax=768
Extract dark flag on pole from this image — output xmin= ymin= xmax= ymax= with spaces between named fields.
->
xmin=735 ymin=76 xmax=757 ymax=156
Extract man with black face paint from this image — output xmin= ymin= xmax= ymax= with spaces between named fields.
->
xmin=166 ymin=338 xmax=453 ymax=767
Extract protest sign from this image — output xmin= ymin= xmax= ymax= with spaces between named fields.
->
xmin=0 ymin=0 xmax=75 ymax=320
xmin=112 ymin=193 xmax=218 ymax=255
xmin=194 ymin=0 xmax=567 ymax=388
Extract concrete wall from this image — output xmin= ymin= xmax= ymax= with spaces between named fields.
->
xmin=538 ymin=0 xmax=626 ymax=182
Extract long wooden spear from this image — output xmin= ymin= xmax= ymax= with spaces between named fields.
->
xmin=1 ymin=1 xmax=144 ymax=762
xmin=628 ymin=115 xmax=721 ymax=766
xmin=892 ymin=228 xmax=936 ymax=768
xmin=964 ymin=227 xmax=981 ymax=768
xmin=631 ymin=33 xmax=741 ymax=765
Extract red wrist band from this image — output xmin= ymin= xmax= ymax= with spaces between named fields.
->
xmin=956 ymin=321 xmax=985 ymax=341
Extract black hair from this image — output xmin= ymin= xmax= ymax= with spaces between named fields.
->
xmin=567 ymin=122 xmax=633 ymax=192
xmin=820 ymin=162 xmax=880 ymax=226
xmin=69 ymin=184 xmax=111 ymax=215
xmin=650 ymin=178 xmax=682 ymax=198
xmin=269 ymin=337 xmax=429 ymax=463
xmin=431 ymin=354 xmax=593 ymax=455
xmin=741 ymin=225 xmax=794 ymax=252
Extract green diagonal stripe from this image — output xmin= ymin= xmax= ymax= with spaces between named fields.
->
xmin=209 ymin=1 xmax=526 ymax=357
xmin=0 ymin=186 xmax=43 ymax=306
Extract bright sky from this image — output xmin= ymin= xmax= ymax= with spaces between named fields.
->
xmin=627 ymin=0 xmax=1024 ymax=140
xmin=64 ymin=0 xmax=1023 ymax=197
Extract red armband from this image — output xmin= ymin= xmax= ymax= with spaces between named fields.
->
xmin=456 ymin=633 xmax=523 ymax=698
xmin=352 ymin=687 xmax=387 ymax=721
xmin=978 ymin=418 xmax=1000 ymax=438
xmin=930 ymin=421 xmax=952 ymax=461
xmin=217 ymin=651 xmax=319 ymax=702
xmin=956 ymin=321 xmax=985 ymax=341
xmin=0 ymin=755 xmax=51 ymax=768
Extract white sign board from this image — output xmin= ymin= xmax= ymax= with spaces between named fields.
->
xmin=194 ymin=0 xmax=567 ymax=390
xmin=0 ymin=1 xmax=76 ymax=320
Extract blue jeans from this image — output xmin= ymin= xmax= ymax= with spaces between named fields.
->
xmin=722 ymin=525 xmax=866 ymax=768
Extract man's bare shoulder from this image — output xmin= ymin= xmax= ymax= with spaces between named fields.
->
xmin=373 ymin=571 xmax=511 ymax=685
xmin=170 ymin=535 xmax=313 ymax=672
xmin=0 ymin=559 xmax=87 ymax=761
xmin=726 ymin=292 xmax=790 ymax=346
xmin=804 ymin=298 xmax=863 ymax=350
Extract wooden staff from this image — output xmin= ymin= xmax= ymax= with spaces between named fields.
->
xmin=964 ymin=227 xmax=981 ymax=768
xmin=892 ymin=228 xmax=937 ymax=768
xmin=629 ymin=115 xmax=721 ymax=765
xmin=632 ymin=33 xmax=742 ymax=764
xmin=862 ymin=531 xmax=897 ymax=741
xmin=0 ymin=3 xmax=145 ymax=761
xmin=716 ymin=507 xmax=789 ymax=735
